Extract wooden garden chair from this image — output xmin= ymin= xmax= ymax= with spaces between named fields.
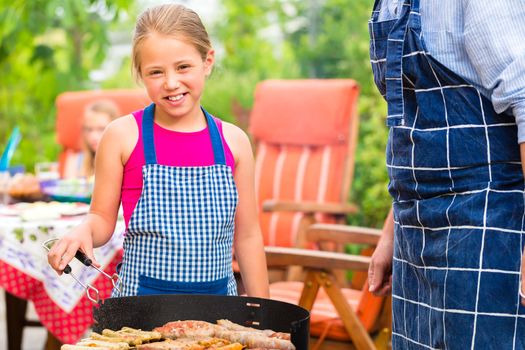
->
xmin=244 ymin=79 xmax=360 ymax=283
xmin=266 ymin=211 xmax=393 ymax=350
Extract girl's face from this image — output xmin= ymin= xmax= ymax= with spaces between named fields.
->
xmin=139 ymin=33 xmax=214 ymax=123
xmin=82 ymin=110 xmax=112 ymax=152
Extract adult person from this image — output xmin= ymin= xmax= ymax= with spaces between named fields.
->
xmin=367 ymin=0 xmax=525 ymax=348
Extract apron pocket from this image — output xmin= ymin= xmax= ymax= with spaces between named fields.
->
xmin=137 ymin=275 xmax=229 ymax=296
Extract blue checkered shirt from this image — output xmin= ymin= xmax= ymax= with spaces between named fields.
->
xmin=378 ymin=0 xmax=525 ymax=143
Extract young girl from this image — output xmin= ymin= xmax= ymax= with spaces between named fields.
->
xmin=63 ymin=99 xmax=120 ymax=179
xmin=48 ymin=3 xmax=270 ymax=298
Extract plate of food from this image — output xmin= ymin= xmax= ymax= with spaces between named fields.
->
xmin=7 ymin=201 xmax=90 ymax=221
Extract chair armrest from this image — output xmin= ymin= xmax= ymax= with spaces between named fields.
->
xmin=262 ymin=200 xmax=358 ymax=215
xmin=264 ymin=246 xmax=370 ymax=271
xmin=306 ymin=223 xmax=382 ymax=246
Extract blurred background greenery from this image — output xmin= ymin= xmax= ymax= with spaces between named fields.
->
xmin=0 ymin=0 xmax=390 ymax=227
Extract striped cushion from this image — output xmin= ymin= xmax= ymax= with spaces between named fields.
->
xmin=249 ymin=79 xmax=359 ymax=249
xmin=255 ymin=143 xmax=348 ymax=247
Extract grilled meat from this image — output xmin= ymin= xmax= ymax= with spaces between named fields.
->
xmin=153 ymin=320 xmax=219 ymax=339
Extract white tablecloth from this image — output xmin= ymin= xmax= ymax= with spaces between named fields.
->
xmin=0 ymin=207 xmax=124 ymax=312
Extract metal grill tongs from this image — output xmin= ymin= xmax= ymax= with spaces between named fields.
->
xmin=42 ymin=238 xmax=122 ymax=304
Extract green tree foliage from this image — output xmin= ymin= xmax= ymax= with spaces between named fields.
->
xmin=0 ymin=0 xmax=132 ymax=170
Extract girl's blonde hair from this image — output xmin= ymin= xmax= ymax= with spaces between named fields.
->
xmin=82 ymin=99 xmax=120 ymax=177
xmin=132 ymin=4 xmax=212 ymax=81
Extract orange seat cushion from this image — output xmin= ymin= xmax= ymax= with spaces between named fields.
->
xmin=55 ymin=89 xmax=150 ymax=177
xmin=249 ymin=79 xmax=359 ymax=249
xmin=250 ymin=79 xmax=359 ymax=146
xmin=56 ymin=89 xmax=150 ymax=151
xmin=270 ymin=281 xmax=383 ymax=342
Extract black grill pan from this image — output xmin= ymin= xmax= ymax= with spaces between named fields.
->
xmin=93 ymin=294 xmax=310 ymax=350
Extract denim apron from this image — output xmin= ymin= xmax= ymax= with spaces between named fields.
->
xmin=370 ymin=0 xmax=525 ymax=348
xmin=113 ymin=103 xmax=238 ymax=297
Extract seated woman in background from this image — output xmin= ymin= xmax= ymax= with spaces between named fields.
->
xmin=63 ymin=99 xmax=120 ymax=179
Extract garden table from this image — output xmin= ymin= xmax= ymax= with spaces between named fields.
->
xmin=0 ymin=203 xmax=124 ymax=346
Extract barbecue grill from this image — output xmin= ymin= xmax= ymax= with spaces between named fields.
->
xmin=93 ymin=294 xmax=310 ymax=350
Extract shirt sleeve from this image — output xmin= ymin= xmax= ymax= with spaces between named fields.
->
xmin=463 ymin=0 xmax=525 ymax=143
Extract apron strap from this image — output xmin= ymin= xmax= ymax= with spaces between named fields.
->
xmin=202 ymin=107 xmax=226 ymax=166
xmin=385 ymin=0 xmax=413 ymax=126
xmin=142 ymin=103 xmax=157 ymax=165
xmin=141 ymin=103 xmax=227 ymax=166
xmin=370 ymin=0 xmax=383 ymax=21
xmin=408 ymin=0 xmax=421 ymax=31
xmin=410 ymin=0 xmax=420 ymax=14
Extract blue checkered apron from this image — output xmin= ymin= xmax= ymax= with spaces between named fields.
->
xmin=370 ymin=0 xmax=525 ymax=348
xmin=112 ymin=103 xmax=238 ymax=297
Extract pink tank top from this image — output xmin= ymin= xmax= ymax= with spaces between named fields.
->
xmin=121 ymin=110 xmax=235 ymax=227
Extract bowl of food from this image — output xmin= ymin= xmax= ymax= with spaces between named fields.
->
xmin=39 ymin=178 xmax=93 ymax=203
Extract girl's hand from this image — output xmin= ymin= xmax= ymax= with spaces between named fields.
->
xmin=368 ymin=235 xmax=394 ymax=296
xmin=47 ymin=224 xmax=100 ymax=275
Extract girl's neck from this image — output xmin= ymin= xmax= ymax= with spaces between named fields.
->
xmin=153 ymin=105 xmax=207 ymax=132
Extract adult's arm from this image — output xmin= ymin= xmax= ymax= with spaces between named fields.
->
xmin=520 ymin=143 xmax=525 ymax=306
xmin=368 ymin=208 xmax=395 ymax=296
